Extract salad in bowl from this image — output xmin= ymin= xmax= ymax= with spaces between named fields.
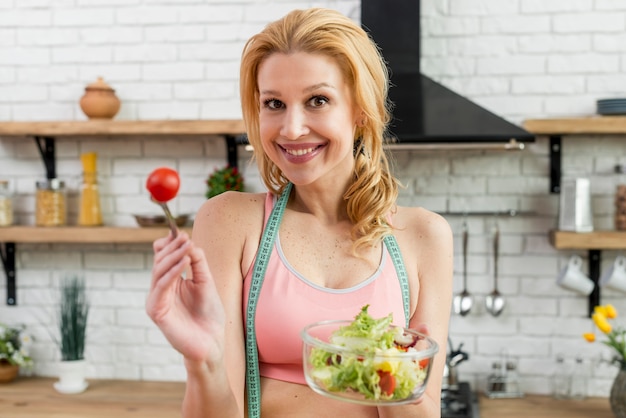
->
xmin=301 ymin=305 xmax=438 ymax=405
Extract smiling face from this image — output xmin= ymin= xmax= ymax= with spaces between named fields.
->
xmin=257 ymin=52 xmax=361 ymax=187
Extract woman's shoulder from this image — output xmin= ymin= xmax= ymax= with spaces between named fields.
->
xmin=392 ymin=205 xmax=453 ymax=256
xmin=194 ymin=190 xmax=268 ymax=233
xmin=394 ymin=205 xmax=451 ymax=236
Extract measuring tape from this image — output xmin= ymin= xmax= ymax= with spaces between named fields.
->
xmin=245 ymin=183 xmax=292 ymax=418
xmin=384 ymin=235 xmax=411 ymax=327
xmin=244 ymin=183 xmax=411 ymax=417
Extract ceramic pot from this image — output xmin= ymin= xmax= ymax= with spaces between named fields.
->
xmin=79 ymin=77 xmax=121 ymax=119
xmin=611 ymin=366 xmax=626 ymax=418
xmin=54 ymin=359 xmax=89 ymax=394
xmin=0 ymin=363 xmax=19 ymax=383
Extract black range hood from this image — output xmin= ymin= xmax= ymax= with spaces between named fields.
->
xmin=361 ymin=0 xmax=535 ymax=144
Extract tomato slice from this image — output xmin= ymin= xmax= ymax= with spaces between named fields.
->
xmin=377 ymin=370 xmax=396 ymax=396
xmin=146 ymin=167 xmax=180 ymax=202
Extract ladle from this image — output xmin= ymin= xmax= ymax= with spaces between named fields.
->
xmin=452 ymin=221 xmax=473 ymax=316
xmin=485 ymin=222 xmax=505 ymax=316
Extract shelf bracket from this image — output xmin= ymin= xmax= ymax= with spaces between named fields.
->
xmin=33 ymin=136 xmax=57 ymax=179
xmin=0 ymin=242 xmax=16 ymax=306
xmin=549 ymin=135 xmax=561 ymax=194
xmin=588 ymin=249 xmax=601 ymax=317
xmin=225 ymin=135 xmax=238 ymax=168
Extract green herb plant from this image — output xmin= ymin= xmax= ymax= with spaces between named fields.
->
xmin=206 ymin=165 xmax=244 ymax=198
xmin=57 ymin=276 xmax=90 ymax=361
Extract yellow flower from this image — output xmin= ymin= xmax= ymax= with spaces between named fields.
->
xmin=606 ymin=304 xmax=618 ymax=319
xmin=592 ymin=312 xmax=613 ymax=334
xmin=585 ymin=304 xmax=626 ymax=369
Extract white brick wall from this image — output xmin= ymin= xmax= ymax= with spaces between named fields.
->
xmin=1 ymin=0 xmax=626 ymax=399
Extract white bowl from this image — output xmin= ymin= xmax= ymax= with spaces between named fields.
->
xmin=301 ymin=319 xmax=438 ymax=405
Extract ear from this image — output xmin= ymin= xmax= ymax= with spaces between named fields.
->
xmin=356 ymin=110 xmax=367 ymax=127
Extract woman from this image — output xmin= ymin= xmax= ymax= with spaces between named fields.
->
xmin=147 ymin=8 xmax=453 ymax=418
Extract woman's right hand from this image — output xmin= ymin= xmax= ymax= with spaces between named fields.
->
xmin=146 ymin=231 xmax=227 ymax=365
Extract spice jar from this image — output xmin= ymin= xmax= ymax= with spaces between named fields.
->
xmin=78 ymin=152 xmax=103 ymax=226
xmin=0 ymin=180 xmax=14 ymax=226
xmin=36 ymin=179 xmax=67 ymax=226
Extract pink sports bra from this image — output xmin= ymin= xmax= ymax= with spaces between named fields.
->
xmin=242 ymin=187 xmax=410 ymax=386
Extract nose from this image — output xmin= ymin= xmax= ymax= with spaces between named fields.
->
xmin=280 ymin=107 xmax=309 ymax=140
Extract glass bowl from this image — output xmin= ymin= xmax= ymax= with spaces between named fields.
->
xmin=301 ymin=319 xmax=439 ymax=405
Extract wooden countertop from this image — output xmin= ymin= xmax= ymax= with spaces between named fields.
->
xmin=478 ymin=393 xmax=613 ymax=418
xmin=0 ymin=377 xmax=614 ymax=418
xmin=0 ymin=377 xmax=185 ymax=418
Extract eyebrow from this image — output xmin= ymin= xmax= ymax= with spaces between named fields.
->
xmin=260 ymin=82 xmax=336 ymax=97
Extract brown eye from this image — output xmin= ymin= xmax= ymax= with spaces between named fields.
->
xmin=263 ymin=98 xmax=284 ymax=110
xmin=308 ymin=95 xmax=329 ymax=107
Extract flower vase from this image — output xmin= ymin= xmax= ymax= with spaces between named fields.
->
xmin=611 ymin=367 xmax=626 ymax=418
xmin=54 ymin=359 xmax=89 ymax=394
xmin=0 ymin=363 xmax=19 ymax=383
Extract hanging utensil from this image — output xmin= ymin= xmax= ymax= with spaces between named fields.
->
xmin=485 ymin=220 xmax=505 ymax=316
xmin=452 ymin=221 xmax=473 ymax=316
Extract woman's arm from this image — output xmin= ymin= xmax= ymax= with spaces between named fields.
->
xmin=378 ymin=208 xmax=454 ymax=418
xmin=147 ymin=191 xmax=264 ymax=418
xmin=184 ymin=191 xmax=266 ymax=418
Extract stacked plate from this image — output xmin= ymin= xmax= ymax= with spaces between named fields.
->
xmin=597 ymin=98 xmax=626 ymax=115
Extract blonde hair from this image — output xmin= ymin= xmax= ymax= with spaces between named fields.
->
xmin=240 ymin=8 xmax=400 ymax=253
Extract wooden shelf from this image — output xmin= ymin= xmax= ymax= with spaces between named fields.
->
xmin=524 ymin=116 xmax=626 ymax=135
xmin=0 ymin=226 xmax=193 ymax=244
xmin=549 ymin=230 xmax=626 ymax=250
xmin=0 ymin=119 xmax=246 ymax=137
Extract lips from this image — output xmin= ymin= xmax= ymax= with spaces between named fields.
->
xmin=279 ymin=143 xmax=326 ymax=162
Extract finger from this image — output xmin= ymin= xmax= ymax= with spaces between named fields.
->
xmin=150 ymin=239 xmax=191 ymax=290
xmin=186 ymin=247 xmax=210 ymax=282
xmin=152 ymin=228 xmax=183 ymax=252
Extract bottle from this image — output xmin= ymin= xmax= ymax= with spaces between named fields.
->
xmin=570 ymin=356 xmax=587 ymax=400
xmin=36 ymin=178 xmax=66 ymax=226
xmin=506 ymin=360 xmax=522 ymax=396
xmin=552 ymin=354 xmax=571 ymax=399
xmin=488 ymin=361 xmax=505 ymax=394
xmin=0 ymin=179 xmax=14 ymax=226
xmin=78 ymin=152 xmax=103 ymax=226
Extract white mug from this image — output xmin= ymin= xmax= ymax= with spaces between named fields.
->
xmin=557 ymin=255 xmax=595 ymax=295
xmin=600 ymin=255 xmax=626 ymax=293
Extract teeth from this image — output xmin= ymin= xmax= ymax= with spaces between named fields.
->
xmin=284 ymin=147 xmax=316 ymax=156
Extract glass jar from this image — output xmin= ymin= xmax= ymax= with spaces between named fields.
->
xmin=36 ymin=178 xmax=67 ymax=226
xmin=552 ymin=354 xmax=571 ymax=399
xmin=570 ymin=356 xmax=587 ymax=400
xmin=0 ymin=180 xmax=14 ymax=226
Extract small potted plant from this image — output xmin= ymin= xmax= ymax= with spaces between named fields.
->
xmin=206 ymin=165 xmax=244 ymax=198
xmin=54 ymin=275 xmax=90 ymax=394
xmin=0 ymin=323 xmax=33 ymax=383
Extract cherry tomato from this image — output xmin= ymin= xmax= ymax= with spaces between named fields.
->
xmin=146 ymin=167 xmax=180 ymax=202
xmin=377 ymin=370 xmax=396 ymax=396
